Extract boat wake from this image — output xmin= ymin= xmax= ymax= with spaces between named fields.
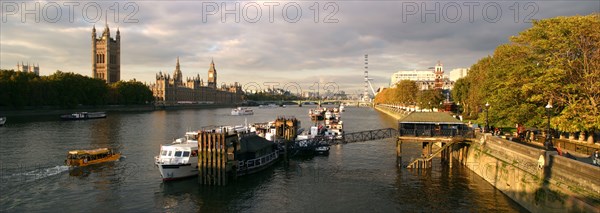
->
xmin=1 ymin=165 xmax=70 ymax=183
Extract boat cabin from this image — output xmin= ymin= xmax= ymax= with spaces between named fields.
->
xmin=236 ymin=134 xmax=276 ymax=161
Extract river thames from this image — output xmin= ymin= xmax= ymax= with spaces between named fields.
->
xmin=0 ymin=106 xmax=526 ymax=212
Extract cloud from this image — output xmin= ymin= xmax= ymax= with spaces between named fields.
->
xmin=1 ymin=0 xmax=597 ymax=93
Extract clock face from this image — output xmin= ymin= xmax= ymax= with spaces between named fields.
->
xmin=209 ymin=73 xmax=213 ymax=78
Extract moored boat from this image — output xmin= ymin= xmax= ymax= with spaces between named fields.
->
xmin=66 ymin=148 xmax=121 ymax=167
xmin=156 ymin=125 xmax=281 ymax=181
xmin=231 ymin=107 xmax=254 ymax=116
xmin=155 ymin=132 xmax=199 ymax=181
xmin=60 ymin=112 xmax=106 ymax=120
xmin=0 ymin=117 xmax=6 ymax=126
xmin=234 ymin=133 xmax=280 ymax=176
xmin=315 ymin=145 xmax=330 ymax=155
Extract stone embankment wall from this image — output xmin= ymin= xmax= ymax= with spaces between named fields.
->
xmin=457 ymin=134 xmax=600 ymax=212
xmin=373 ymin=104 xmax=410 ymax=120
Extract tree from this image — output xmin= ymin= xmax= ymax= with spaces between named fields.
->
xmin=108 ymin=80 xmax=153 ymax=105
xmin=417 ymin=89 xmax=444 ymax=111
xmin=456 ymin=14 xmax=599 ymax=142
xmin=394 ymin=80 xmax=418 ymax=105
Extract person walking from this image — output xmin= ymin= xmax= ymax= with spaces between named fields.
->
xmin=593 ymin=150 xmax=600 ymax=166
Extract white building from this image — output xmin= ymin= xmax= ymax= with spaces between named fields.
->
xmin=449 ymin=68 xmax=469 ymax=82
xmin=390 ymin=70 xmax=436 ymax=86
xmin=390 ymin=61 xmax=455 ymax=90
xmin=17 ymin=62 xmax=39 ymax=75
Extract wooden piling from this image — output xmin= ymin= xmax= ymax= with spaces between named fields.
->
xmin=396 ymin=138 xmax=402 ymax=158
xmin=198 ymin=131 xmax=229 ymax=186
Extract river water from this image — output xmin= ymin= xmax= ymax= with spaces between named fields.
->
xmin=0 ymin=106 xmax=526 ymax=212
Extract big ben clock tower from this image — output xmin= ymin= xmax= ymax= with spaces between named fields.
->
xmin=208 ymin=59 xmax=217 ymax=89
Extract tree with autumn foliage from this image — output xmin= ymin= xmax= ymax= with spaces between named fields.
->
xmin=453 ymin=14 xmax=599 ymax=142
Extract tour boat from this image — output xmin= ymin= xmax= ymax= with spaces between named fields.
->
xmin=0 ymin=117 xmax=6 ymax=126
xmin=66 ymin=148 xmax=121 ymax=167
xmin=155 ymin=132 xmax=199 ymax=181
xmin=231 ymin=107 xmax=254 ymax=116
xmin=258 ymin=104 xmax=278 ymax=108
xmin=60 ymin=112 xmax=107 ymax=120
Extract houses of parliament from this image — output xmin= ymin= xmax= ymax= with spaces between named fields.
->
xmin=91 ymin=25 xmax=242 ymax=105
xmin=149 ymin=58 xmax=243 ymax=104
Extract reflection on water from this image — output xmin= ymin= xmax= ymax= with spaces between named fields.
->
xmin=0 ymin=106 xmax=526 ymax=212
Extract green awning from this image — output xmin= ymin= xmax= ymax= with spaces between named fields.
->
xmin=399 ymin=112 xmax=464 ymax=125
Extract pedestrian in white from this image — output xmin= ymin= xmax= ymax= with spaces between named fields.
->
xmin=593 ymin=150 xmax=600 ymax=166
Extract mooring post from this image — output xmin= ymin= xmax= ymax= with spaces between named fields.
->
xmin=396 ymin=138 xmax=402 ymax=166
xmin=396 ymin=138 xmax=402 ymax=158
xmin=427 ymin=142 xmax=433 ymax=157
xmin=459 ymin=147 xmax=463 ymax=165
xmin=449 ymin=145 xmax=453 ymax=168
xmin=441 ymin=142 xmax=445 ymax=163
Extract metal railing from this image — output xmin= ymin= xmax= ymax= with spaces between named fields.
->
xmin=342 ymin=128 xmax=398 ymax=143
xmin=399 ymin=129 xmax=474 ymax=138
xmin=237 ymin=150 xmax=279 ymax=171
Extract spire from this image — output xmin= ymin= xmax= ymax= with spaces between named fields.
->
xmin=209 ymin=58 xmax=216 ymax=70
xmin=103 ymin=16 xmax=110 ymax=37
xmin=174 ymin=57 xmax=182 ymax=84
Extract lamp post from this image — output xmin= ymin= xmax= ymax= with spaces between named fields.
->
xmin=485 ymin=102 xmax=490 ymax=133
xmin=545 ymin=100 xmax=554 ymax=150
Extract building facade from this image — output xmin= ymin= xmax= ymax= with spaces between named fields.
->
xmin=449 ymin=68 xmax=469 ymax=82
xmin=16 ymin=62 xmax=39 ymax=75
xmin=150 ymin=58 xmax=243 ymax=104
xmin=390 ymin=70 xmax=436 ymax=85
xmin=390 ymin=61 xmax=454 ymax=90
xmin=92 ymin=24 xmax=120 ymax=83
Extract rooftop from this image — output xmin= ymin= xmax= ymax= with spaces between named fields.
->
xmin=399 ymin=112 xmax=463 ymax=124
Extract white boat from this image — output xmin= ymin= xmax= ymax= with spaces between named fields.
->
xmin=339 ymin=104 xmax=345 ymax=112
xmin=231 ymin=107 xmax=254 ymax=116
xmin=60 ymin=112 xmax=106 ymax=120
xmin=315 ymin=145 xmax=330 ymax=155
xmin=258 ymin=104 xmax=278 ymax=108
xmin=0 ymin=117 xmax=5 ymax=126
xmin=155 ymin=132 xmax=199 ymax=181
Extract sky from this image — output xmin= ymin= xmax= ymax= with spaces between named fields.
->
xmin=1 ymin=0 xmax=598 ymax=96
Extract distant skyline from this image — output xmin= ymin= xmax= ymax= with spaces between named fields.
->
xmin=1 ymin=1 xmax=598 ymax=96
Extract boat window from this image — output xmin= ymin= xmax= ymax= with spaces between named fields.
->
xmin=182 ymin=151 xmax=190 ymax=157
xmin=167 ymin=151 xmax=172 ymax=156
xmin=161 ymin=151 xmax=168 ymax=156
xmin=175 ymin=151 xmax=182 ymax=157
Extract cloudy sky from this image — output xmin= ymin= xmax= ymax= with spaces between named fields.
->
xmin=1 ymin=1 xmax=598 ymax=95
